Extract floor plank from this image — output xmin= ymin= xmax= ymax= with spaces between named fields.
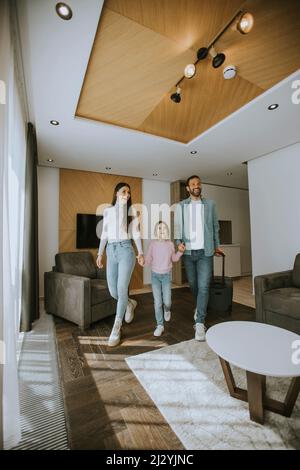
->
xmin=54 ymin=287 xmax=255 ymax=450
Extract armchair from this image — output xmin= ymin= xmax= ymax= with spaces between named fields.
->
xmin=254 ymin=253 xmax=300 ymax=334
xmin=44 ymin=251 xmax=116 ymax=329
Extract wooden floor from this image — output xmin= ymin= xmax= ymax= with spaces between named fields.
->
xmin=54 ymin=284 xmax=255 ymax=450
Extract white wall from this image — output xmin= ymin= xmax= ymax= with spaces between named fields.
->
xmin=248 ymin=142 xmax=300 ymax=278
xmin=38 ymin=166 xmax=59 ymax=297
xmin=202 ymin=183 xmax=252 ymax=276
xmin=142 ymin=179 xmax=171 ymax=284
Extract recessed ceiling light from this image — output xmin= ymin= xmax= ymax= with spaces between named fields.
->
xmin=153 ymin=173 xmax=158 ymax=176
xmin=226 ymin=172 xmax=233 ymax=176
xmin=47 ymin=158 xmax=54 ymax=163
xmin=50 ymin=120 xmax=59 ymax=126
xmin=105 ymin=167 xmax=111 ymax=170
xmin=55 ymin=3 xmax=73 ymax=20
xmin=268 ymin=104 xmax=279 ymax=110
xmin=190 ymin=150 xmax=197 ymax=155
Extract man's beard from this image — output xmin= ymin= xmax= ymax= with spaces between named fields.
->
xmin=190 ymin=188 xmax=201 ymax=197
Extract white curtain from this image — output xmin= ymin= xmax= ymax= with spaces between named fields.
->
xmin=0 ymin=0 xmax=27 ymax=449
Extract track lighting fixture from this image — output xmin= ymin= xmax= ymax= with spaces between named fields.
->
xmin=184 ymin=64 xmax=196 ymax=79
xmin=209 ymin=47 xmax=226 ymax=68
xmin=170 ymin=9 xmax=254 ymax=103
xmin=170 ymin=86 xmax=182 ymax=103
xmin=197 ymin=47 xmax=209 ymax=61
xmin=237 ymin=12 xmax=254 ymax=34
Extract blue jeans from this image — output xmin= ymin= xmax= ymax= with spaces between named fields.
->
xmin=151 ymin=272 xmax=172 ymax=326
xmin=183 ymin=250 xmax=213 ymax=323
xmin=106 ymin=240 xmax=136 ymax=320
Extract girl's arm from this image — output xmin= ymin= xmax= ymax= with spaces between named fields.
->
xmin=144 ymin=242 xmax=153 ymax=267
xmin=171 ymin=242 xmax=183 ymax=262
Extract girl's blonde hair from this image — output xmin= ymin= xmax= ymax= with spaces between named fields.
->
xmin=154 ymin=220 xmax=170 ymax=238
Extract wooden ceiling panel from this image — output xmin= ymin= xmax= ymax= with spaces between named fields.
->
xmin=77 ymin=0 xmax=300 ymax=143
xmin=139 ymin=60 xmax=262 ymax=143
xmin=105 ymin=0 xmax=243 ymax=50
xmin=216 ymin=0 xmax=300 ymax=90
xmin=76 ymin=8 xmax=195 ymax=128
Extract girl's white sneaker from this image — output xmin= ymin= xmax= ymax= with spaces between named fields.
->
xmin=153 ymin=325 xmax=164 ymax=337
xmin=164 ymin=309 xmax=171 ymax=322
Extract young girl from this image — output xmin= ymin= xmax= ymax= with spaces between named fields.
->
xmin=97 ymin=182 xmax=144 ymax=347
xmin=144 ymin=221 xmax=185 ymax=336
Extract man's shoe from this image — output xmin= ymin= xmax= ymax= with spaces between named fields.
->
xmin=125 ymin=298 xmax=137 ymax=323
xmin=164 ymin=309 xmax=171 ymax=322
xmin=194 ymin=323 xmax=206 ymax=341
xmin=108 ymin=318 xmax=122 ymax=347
xmin=154 ymin=325 xmax=164 ymax=337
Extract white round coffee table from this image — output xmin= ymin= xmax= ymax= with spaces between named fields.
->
xmin=206 ymin=321 xmax=300 ymax=424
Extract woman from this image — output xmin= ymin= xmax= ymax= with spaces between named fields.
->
xmin=96 ymin=182 xmax=144 ymax=347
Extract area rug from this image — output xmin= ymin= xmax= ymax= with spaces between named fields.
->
xmin=126 ymin=340 xmax=300 ymax=450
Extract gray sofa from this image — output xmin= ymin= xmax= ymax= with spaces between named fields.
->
xmin=254 ymin=253 xmax=300 ymax=334
xmin=44 ymin=251 xmax=116 ymax=329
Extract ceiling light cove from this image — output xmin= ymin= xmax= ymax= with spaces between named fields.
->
xmin=55 ymin=3 xmax=73 ymax=20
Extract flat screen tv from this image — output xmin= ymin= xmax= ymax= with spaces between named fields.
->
xmin=76 ymin=213 xmax=103 ymax=249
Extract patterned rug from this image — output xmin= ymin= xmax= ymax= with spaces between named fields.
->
xmin=126 ymin=339 xmax=300 ymax=450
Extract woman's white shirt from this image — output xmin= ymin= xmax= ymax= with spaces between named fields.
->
xmin=98 ymin=204 xmax=143 ymax=256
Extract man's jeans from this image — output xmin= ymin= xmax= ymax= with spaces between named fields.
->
xmin=183 ymin=249 xmax=213 ymax=323
xmin=106 ymin=240 xmax=136 ymax=320
xmin=151 ymin=272 xmax=172 ymax=326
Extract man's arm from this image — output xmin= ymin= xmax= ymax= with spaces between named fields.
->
xmin=174 ymin=202 xmax=183 ymax=246
xmin=212 ymin=202 xmax=220 ymax=250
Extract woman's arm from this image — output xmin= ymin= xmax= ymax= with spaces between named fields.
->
xmin=97 ymin=209 xmax=108 ymax=257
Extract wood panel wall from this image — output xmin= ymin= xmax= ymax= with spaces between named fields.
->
xmin=59 ymin=169 xmax=143 ymax=290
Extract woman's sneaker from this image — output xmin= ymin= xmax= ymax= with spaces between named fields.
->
xmin=194 ymin=323 xmax=206 ymax=341
xmin=125 ymin=298 xmax=137 ymax=323
xmin=154 ymin=325 xmax=164 ymax=337
xmin=108 ymin=318 xmax=122 ymax=347
xmin=164 ymin=309 xmax=171 ymax=322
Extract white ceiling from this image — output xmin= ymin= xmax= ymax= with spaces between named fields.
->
xmin=18 ymin=0 xmax=300 ymax=189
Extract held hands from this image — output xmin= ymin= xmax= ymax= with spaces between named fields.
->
xmin=137 ymin=254 xmax=145 ymax=266
xmin=178 ymin=243 xmax=186 ymax=253
xmin=214 ymin=247 xmax=225 ymax=257
xmin=96 ymin=255 xmax=103 ymax=268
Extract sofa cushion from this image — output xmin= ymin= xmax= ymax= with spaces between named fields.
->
xmin=55 ymin=252 xmax=97 ymax=278
xmin=292 ymin=253 xmax=300 ymax=288
xmin=90 ymin=279 xmax=112 ymax=305
xmin=263 ymin=287 xmax=300 ymax=320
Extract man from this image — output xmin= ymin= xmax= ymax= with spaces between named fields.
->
xmin=174 ymin=175 xmax=223 ymax=341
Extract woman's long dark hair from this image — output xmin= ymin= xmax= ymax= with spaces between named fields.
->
xmin=111 ymin=182 xmax=133 ymax=231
